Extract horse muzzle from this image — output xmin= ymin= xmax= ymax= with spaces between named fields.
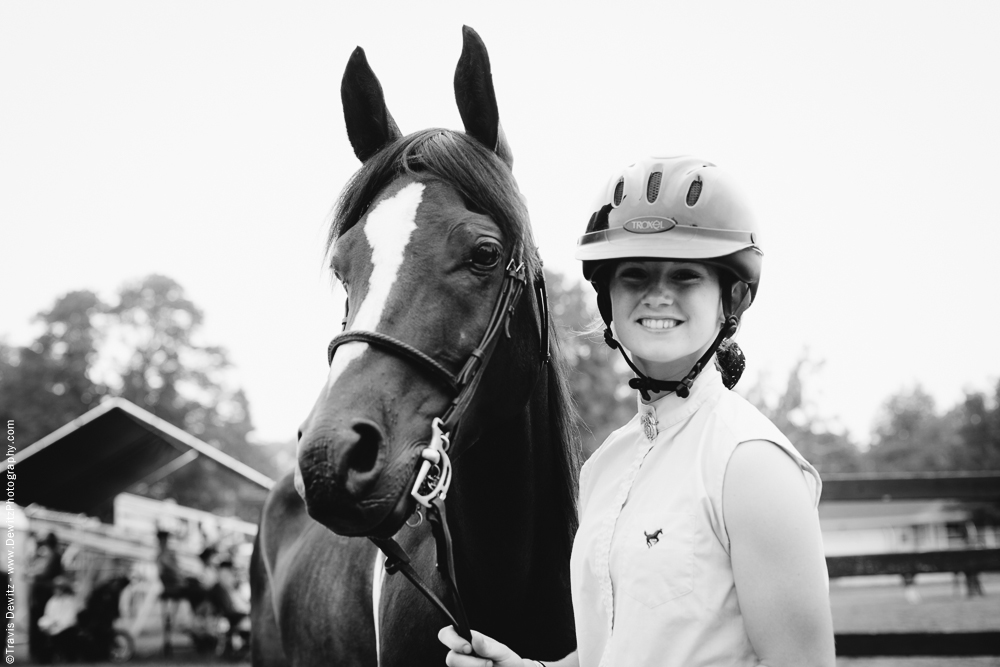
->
xmin=297 ymin=419 xmax=417 ymax=536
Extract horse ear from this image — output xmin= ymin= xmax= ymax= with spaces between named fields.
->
xmin=454 ymin=26 xmax=513 ymax=169
xmin=341 ymin=47 xmax=402 ymax=162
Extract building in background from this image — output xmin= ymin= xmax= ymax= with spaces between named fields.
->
xmin=820 ymin=500 xmax=998 ymax=557
xmin=12 ymin=398 xmax=273 ymax=659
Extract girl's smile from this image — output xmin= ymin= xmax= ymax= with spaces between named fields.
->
xmin=638 ymin=317 xmax=681 ymax=330
xmin=610 ymin=260 xmax=723 ymax=384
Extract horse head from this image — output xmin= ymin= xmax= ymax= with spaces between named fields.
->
xmin=295 ymin=27 xmax=547 ymax=539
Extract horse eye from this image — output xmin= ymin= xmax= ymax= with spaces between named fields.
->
xmin=471 ymin=242 xmax=502 ymax=269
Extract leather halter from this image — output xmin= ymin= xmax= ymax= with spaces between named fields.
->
xmin=325 ymin=255 xmax=550 ymax=642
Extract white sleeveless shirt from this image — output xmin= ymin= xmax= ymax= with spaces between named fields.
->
xmin=570 ymin=364 xmax=822 ymax=667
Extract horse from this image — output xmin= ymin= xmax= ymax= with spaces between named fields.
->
xmin=251 ymin=27 xmax=581 ymax=667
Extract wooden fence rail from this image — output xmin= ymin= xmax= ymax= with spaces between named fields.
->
xmin=821 ymin=471 xmax=1000 ymax=502
xmin=835 ymin=632 xmax=1000 ymax=657
xmin=827 ymin=548 xmax=1000 ymax=578
xmin=822 ymin=471 xmax=1000 ymax=658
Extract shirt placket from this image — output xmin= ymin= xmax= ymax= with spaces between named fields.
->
xmin=595 ymin=407 xmax=657 ymax=667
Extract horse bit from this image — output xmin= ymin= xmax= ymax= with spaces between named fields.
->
xmin=326 ymin=252 xmax=550 ymax=643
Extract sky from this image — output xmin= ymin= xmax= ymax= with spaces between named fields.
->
xmin=2 ymin=1 xmax=999 ymax=446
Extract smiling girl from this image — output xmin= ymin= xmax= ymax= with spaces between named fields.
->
xmin=440 ymin=157 xmax=835 ymax=667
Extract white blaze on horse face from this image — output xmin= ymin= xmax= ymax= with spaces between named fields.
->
xmin=327 ymin=180 xmax=424 ymax=387
xmin=296 ymin=182 xmax=425 ymax=500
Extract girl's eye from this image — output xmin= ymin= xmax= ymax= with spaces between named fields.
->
xmin=619 ymin=267 xmax=647 ymax=281
xmin=672 ymin=270 xmax=702 ymax=282
xmin=471 ymin=242 xmax=502 ymax=269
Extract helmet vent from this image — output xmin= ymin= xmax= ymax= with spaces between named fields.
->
xmin=587 ymin=204 xmax=612 ymax=233
xmin=686 ymin=178 xmax=703 ymax=206
xmin=613 ymin=178 xmax=624 ymax=206
xmin=646 ymin=172 xmax=662 ymax=202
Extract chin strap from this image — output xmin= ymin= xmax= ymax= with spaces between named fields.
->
xmin=604 ymin=316 xmax=741 ymax=401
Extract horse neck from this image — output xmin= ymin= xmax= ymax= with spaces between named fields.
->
xmin=449 ymin=341 xmax=575 ymax=590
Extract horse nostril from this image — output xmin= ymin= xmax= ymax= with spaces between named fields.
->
xmin=346 ymin=421 xmax=382 ymax=475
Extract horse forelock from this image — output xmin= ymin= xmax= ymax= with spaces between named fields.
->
xmin=328 ymin=129 xmax=539 ymax=276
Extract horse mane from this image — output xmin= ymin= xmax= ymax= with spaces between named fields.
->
xmin=328 ymin=128 xmax=581 ymax=540
xmin=542 ymin=332 xmax=583 ymax=544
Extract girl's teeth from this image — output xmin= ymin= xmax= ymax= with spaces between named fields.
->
xmin=641 ymin=319 xmax=678 ymax=330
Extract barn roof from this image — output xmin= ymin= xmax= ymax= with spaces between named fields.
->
xmin=14 ymin=398 xmax=273 ymax=521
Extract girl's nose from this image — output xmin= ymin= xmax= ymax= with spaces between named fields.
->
xmin=643 ymin=278 xmax=675 ymax=305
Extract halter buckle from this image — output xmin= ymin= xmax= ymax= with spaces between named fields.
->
xmin=411 ymin=418 xmax=454 ymax=508
xmin=506 ymin=258 xmax=526 ymax=282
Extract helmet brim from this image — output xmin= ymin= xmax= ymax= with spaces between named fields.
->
xmin=576 ymin=224 xmax=761 ymax=283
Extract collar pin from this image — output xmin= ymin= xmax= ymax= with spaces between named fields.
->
xmin=640 ymin=410 xmax=658 ymax=442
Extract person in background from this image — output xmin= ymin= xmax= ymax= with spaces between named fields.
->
xmin=28 ymin=533 xmax=64 ymax=663
xmin=38 ymin=575 xmax=81 ymax=661
xmin=195 ymin=545 xmax=220 ymax=601
xmin=155 ymin=529 xmax=184 ymax=599
xmin=155 ymin=529 xmax=209 ymax=609
xmin=440 ymin=157 xmax=835 ymax=667
xmin=216 ymin=560 xmax=250 ymax=617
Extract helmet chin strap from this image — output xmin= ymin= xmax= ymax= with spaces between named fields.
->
xmin=604 ymin=316 xmax=739 ymax=401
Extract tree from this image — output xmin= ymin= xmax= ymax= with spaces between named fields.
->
xmin=866 ymin=386 xmax=962 ymax=472
xmin=0 ymin=290 xmax=108 ymax=446
xmin=100 ymin=275 xmax=282 ymax=497
xmin=546 ymin=270 xmax=633 ymax=459
xmin=952 ymin=381 xmax=1000 ymax=471
xmin=1 ymin=275 xmax=286 ymax=515
xmin=747 ymin=354 xmax=864 ymax=474
xmin=105 ymin=275 xmax=256 ymax=456
xmin=109 ymin=275 xmax=224 ymax=424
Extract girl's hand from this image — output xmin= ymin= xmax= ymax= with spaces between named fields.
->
xmin=437 ymin=626 xmax=524 ymax=667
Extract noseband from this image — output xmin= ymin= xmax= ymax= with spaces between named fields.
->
xmin=325 ymin=254 xmax=550 ymax=642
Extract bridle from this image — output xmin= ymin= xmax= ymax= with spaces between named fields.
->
xmin=326 ymin=251 xmax=550 ymax=643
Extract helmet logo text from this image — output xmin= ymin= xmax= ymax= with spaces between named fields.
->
xmin=624 ymin=217 xmax=676 ymax=234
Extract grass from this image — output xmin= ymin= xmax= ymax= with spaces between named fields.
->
xmin=833 ymin=574 xmax=1000 ymax=666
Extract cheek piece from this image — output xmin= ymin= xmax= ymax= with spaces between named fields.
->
xmin=600 ymin=282 xmax=748 ymax=400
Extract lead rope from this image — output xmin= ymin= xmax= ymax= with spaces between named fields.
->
xmin=371 ymin=549 xmax=386 ymax=663
xmin=368 ymin=419 xmax=472 ymax=645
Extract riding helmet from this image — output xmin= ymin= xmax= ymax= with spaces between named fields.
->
xmin=575 ymin=156 xmax=762 ymax=325
xmin=575 ymin=156 xmax=763 ymax=395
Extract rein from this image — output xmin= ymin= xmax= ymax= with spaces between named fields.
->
xmin=326 ymin=256 xmax=550 ymax=643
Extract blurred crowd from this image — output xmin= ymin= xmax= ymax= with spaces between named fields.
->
xmin=26 ymin=528 xmax=251 ymax=663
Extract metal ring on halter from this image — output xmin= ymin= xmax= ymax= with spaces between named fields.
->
xmin=411 ymin=418 xmax=454 ymax=508
xmin=406 ymin=507 xmax=424 ymax=528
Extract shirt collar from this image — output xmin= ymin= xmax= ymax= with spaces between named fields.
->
xmin=636 ymin=363 xmax=725 ymax=436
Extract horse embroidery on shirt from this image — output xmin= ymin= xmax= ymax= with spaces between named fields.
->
xmin=644 ymin=528 xmax=663 ymax=548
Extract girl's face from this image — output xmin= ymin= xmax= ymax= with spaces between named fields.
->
xmin=609 ymin=260 xmax=724 ymax=382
